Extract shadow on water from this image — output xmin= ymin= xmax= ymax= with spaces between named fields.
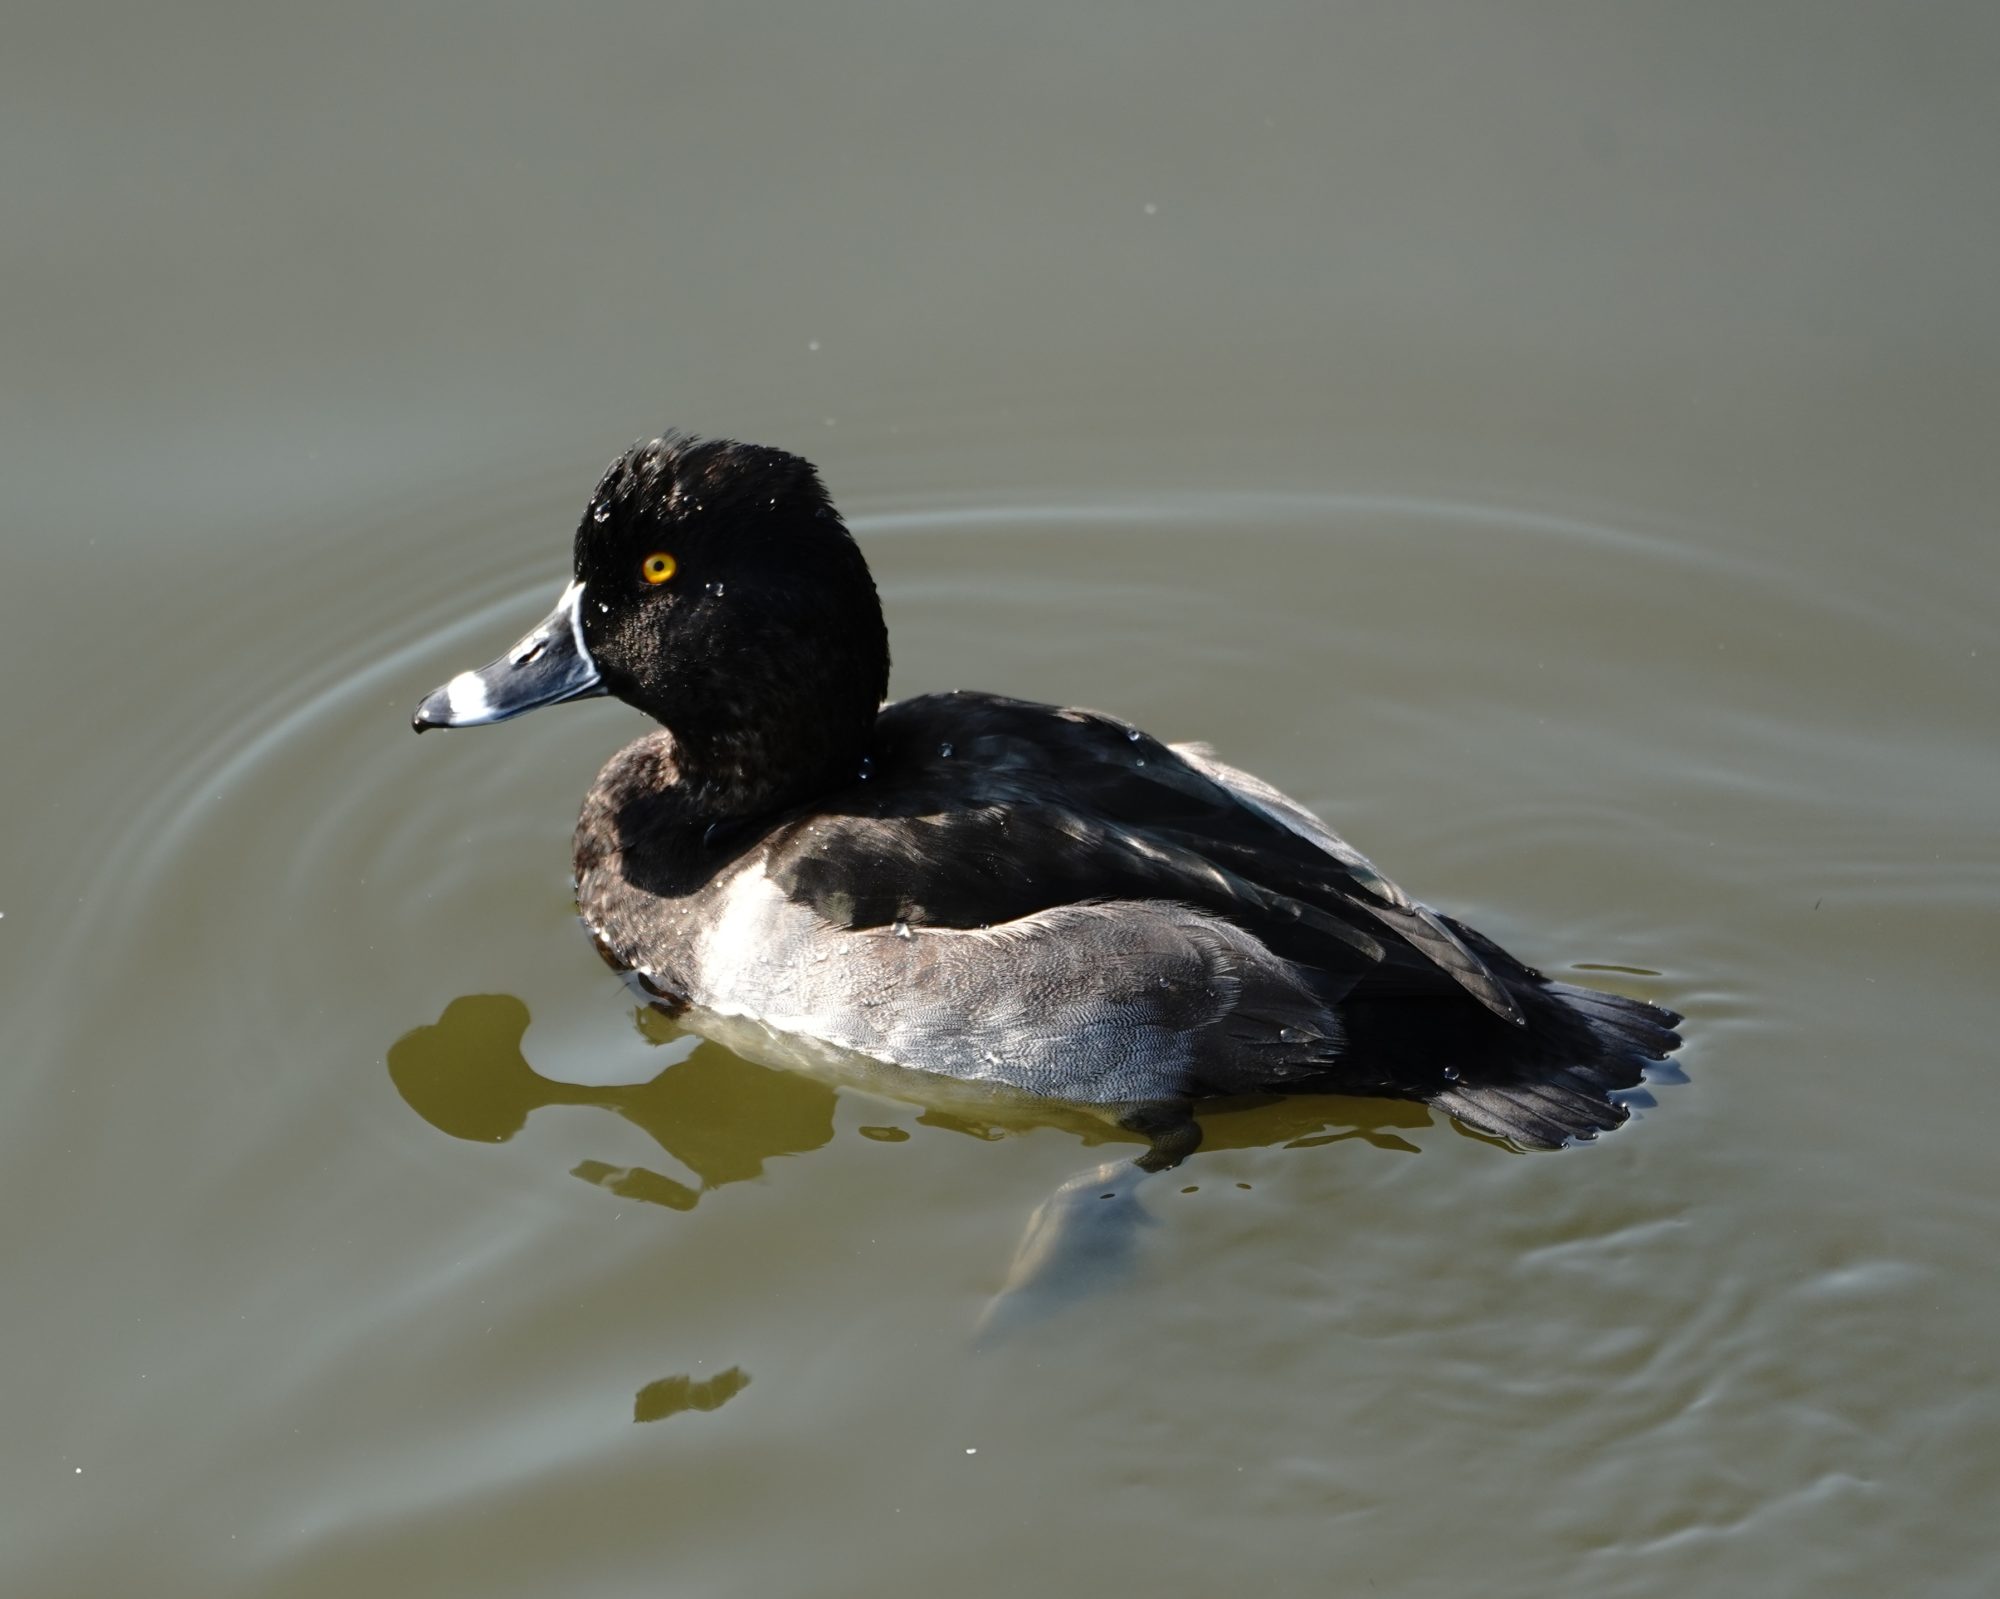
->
xmin=388 ymin=992 xmax=1442 ymax=1339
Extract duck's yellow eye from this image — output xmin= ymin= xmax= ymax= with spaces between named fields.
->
xmin=640 ymin=551 xmax=677 ymax=585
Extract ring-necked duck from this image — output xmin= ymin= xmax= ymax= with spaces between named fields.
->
xmin=414 ymin=434 xmax=1681 ymax=1171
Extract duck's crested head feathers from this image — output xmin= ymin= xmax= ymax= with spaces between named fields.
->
xmin=579 ymin=433 xmax=838 ymax=561
xmin=572 ymin=434 xmax=890 ymax=811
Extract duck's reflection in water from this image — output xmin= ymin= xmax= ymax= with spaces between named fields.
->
xmin=387 ymin=992 xmax=1433 ymax=1336
xmin=387 ymin=993 xmax=838 ymax=1211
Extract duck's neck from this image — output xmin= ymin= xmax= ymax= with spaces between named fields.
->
xmin=572 ymin=699 xmax=875 ymax=897
xmin=665 ymin=706 xmax=875 ymax=822
xmin=617 ymin=616 xmax=886 ymax=826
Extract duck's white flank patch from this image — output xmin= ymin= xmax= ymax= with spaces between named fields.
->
xmin=444 ymin=670 xmax=493 ymax=722
xmin=699 ymin=859 xmax=778 ymax=1000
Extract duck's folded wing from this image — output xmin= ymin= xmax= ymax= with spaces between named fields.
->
xmin=1162 ymin=741 xmax=1524 ymax=1025
xmin=767 ymin=693 xmax=1523 ymax=1022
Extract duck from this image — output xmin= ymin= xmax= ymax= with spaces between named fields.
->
xmin=413 ymin=432 xmax=1681 ymax=1173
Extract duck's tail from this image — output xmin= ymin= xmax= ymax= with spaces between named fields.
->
xmin=1351 ymin=910 xmax=1679 ymax=1149
xmin=1429 ymin=979 xmax=1683 ymax=1149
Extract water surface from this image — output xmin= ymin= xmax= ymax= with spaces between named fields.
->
xmin=4 ymin=7 xmax=1997 ymax=1597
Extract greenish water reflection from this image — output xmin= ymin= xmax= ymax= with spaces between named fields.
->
xmin=387 ymin=994 xmax=837 ymax=1212
xmin=633 ymin=1366 xmax=752 ymax=1424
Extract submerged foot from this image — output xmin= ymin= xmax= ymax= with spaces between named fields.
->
xmin=975 ymin=1101 xmax=1201 ymax=1341
xmin=975 ymin=1156 xmax=1160 ymax=1342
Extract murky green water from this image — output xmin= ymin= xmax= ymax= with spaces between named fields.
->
xmin=6 ymin=6 xmax=1997 ymax=1596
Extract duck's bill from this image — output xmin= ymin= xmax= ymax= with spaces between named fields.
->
xmin=412 ymin=579 xmax=606 ymax=732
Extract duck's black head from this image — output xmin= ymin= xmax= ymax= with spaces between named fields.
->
xmin=415 ymin=434 xmax=889 ymax=812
